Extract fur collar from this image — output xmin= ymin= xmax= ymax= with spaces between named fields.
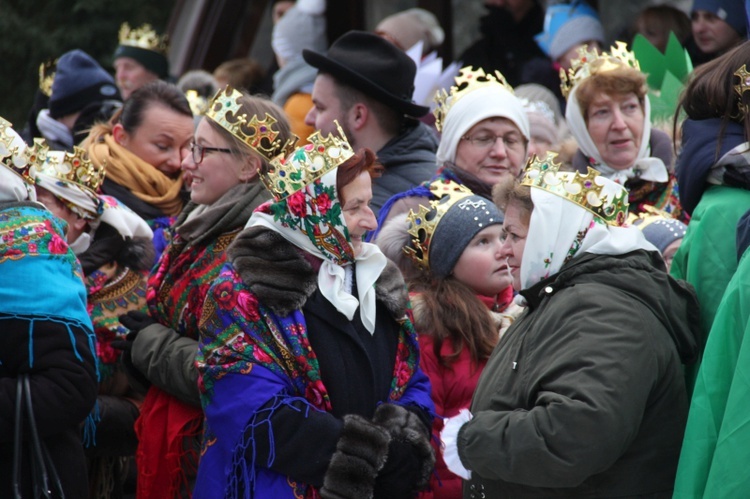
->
xmin=228 ymin=226 xmax=408 ymax=318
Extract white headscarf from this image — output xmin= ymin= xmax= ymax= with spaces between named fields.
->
xmin=519 ymin=184 xmax=656 ymax=292
xmin=436 ymin=84 xmax=530 ymax=166
xmin=0 ymin=125 xmax=36 ymax=203
xmin=95 ymin=195 xmax=153 ymax=240
xmin=247 ymin=169 xmax=387 ymax=334
xmin=566 ymin=85 xmax=667 ymax=184
xmin=36 ymin=160 xmax=101 ymax=220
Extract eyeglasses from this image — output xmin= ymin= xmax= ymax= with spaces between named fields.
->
xmin=191 ymin=142 xmax=234 ymax=164
xmin=461 ymin=132 xmax=525 ymax=152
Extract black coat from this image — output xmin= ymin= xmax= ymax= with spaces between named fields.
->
xmin=0 ymin=318 xmax=97 ymax=499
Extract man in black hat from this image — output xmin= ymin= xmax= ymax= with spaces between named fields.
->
xmin=303 ymin=30 xmax=439 ymax=215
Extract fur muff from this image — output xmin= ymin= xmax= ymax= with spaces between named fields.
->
xmin=372 ymin=403 xmax=435 ymax=491
xmin=228 ymin=227 xmax=318 ymax=316
xmin=320 ymin=414 xmax=391 ymax=499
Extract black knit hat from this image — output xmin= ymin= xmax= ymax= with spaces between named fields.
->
xmin=303 ymin=30 xmax=429 ymax=117
xmin=113 ymin=45 xmax=169 ymax=79
xmin=48 ymin=49 xmax=120 ymax=119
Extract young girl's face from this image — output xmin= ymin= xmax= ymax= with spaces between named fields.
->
xmin=452 ymin=224 xmax=513 ymax=297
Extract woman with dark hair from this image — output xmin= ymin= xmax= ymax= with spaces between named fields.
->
xmin=439 ymin=153 xmax=699 ymax=497
xmin=84 ymin=80 xmax=194 ymax=224
xmin=562 ymin=41 xmax=686 ymax=221
xmin=670 ymin=40 xmax=750 ymax=390
xmin=114 ymin=86 xmax=295 ymax=497
xmin=195 ymin=130 xmax=435 ymax=498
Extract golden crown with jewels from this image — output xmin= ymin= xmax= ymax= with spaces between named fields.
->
xmin=185 ymin=90 xmax=210 ymax=116
xmin=118 ymin=22 xmax=169 ymax=54
xmin=403 ymin=180 xmax=475 ymax=270
xmin=39 ymin=59 xmax=56 ymax=97
xmin=433 ymin=66 xmax=515 ymax=132
xmin=261 ymin=122 xmax=354 ymax=201
xmin=0 ymin=117 xmax=45 ymax=184
xmin=734 ymin=64 xmax=750 ymax=115
xmin=559 ymin=41 xmax=640 ymax=99
xmin=37 ymin=146 xmax=106 ymax=197
xmin=206 ymin=86 xmax=297 ymax=161
xmin=521 ymin=152 xmax=629 ymax=226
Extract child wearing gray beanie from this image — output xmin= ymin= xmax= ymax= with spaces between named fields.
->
xmin=397 ymin=179 xmax=521 ymax=497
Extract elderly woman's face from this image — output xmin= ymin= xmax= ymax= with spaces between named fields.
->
xmin=499 ymin=202 xmax=529 ymax=291
xmin=340 ymin=172 xmax=377 ymax=257
xmin=586 ymin=92 xmax=644 ymax=170
xmin=454 ymin=117 xmax=527 ymax=186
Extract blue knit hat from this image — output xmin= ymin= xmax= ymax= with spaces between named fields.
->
xmin=535 ymin=1 xmax=605 ymax=61
xmin=692 ymin=0 xmax=748 ymax=36
xmin=49 ymin=49 xmax=120 ymax=119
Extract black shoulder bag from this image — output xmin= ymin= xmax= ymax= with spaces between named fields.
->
xmin=13 ymin=374 xmax=66 ymax=499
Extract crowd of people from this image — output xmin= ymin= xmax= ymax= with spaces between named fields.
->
xmin=3 ymin=0 xmax=750 ymax=498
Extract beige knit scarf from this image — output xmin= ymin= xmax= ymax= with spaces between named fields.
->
xmin=86 ymin=127 xmax=184 ymax=216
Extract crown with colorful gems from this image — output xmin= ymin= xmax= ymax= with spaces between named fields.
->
xmin=560 ymin=41 xmax=640 ymax=99
xmin=521 ymin=152 xmax=629 ymax=226
xmin=39 ymin=59 xmax=56 ymax=97
xmin=185 ymin=90 xmax=209 ymax=116
xmin=37 ymin=146 xmax=105 ymax=197
xmin=403 ymin=180 xmax=475 ymax=271
xmin=0 ymin=117 xmax=45 ymax=184
xmin=734 ymin=64 xmax=750 ymax=115
xmin=261 ymin=122 xmax=354 ymax=201
xmin=118 ymin=22 xmax=169 ymax=54
xmin=433 ymin=66 xmax=515 ymax=132
xmin=206 ymin=86 xmax=297 ymax=161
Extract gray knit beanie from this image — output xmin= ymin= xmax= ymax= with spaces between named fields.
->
xmin=429 ymin=194 xmax=503 ymax=277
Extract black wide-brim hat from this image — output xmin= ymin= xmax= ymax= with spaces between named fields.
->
xmin=303 ymin=30 xmax=429 ymax=118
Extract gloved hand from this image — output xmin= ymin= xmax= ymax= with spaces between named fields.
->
xmin=111 ymin=311 xmax=158 ymax=394
xmin=372 ymin=404 xmax=435 ymax=498
xmin=118 ymin=310 xmax=157 ymax=335
xmin=373 ymin=438 xmax=425 ymax=499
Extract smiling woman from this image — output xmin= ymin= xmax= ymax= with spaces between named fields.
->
xmin=122 ymin=86 xmax=295 ymax=497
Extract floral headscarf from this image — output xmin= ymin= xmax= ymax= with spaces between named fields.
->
xmin=249 ymin=167 xmax=387 ymax=333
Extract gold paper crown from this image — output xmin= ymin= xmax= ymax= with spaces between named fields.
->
xmin=118 ymin=22 xmax=169 ymax=54
xmin=206 ymin=86 xmax=297 ymax=161
xmin=185 ymin=90 xmax=209 ymax=116
xmin=38 ymin=146 xmax=106 ymax=196
xmin=433 ymin=66 xmax=515 ymax=132
xmin=404 ymin=180 xmax=475 ymax=271
xmin=521 ymin=152 xmax=629 ymax=226
xmin=560 ymin=41 xmax=640 ymax=99
xmin=39 ymin=59 xmax=56 ymax=97
xmin=261 ymin=123 xmax=354 ymax=201
xmin=734 ymin=64 xmax=750 ymax=115
xmin=0 ymin=117 xmax=45 ymax=184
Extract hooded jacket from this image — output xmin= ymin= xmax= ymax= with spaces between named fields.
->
xmin=458 ymin=250 xmax=699 ymax=498
xmin=372 ymin=120 xmax=438 ymax=215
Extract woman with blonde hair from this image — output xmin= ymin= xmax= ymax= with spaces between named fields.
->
xmin=114 ymin=86 xmax=295 ymax=497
